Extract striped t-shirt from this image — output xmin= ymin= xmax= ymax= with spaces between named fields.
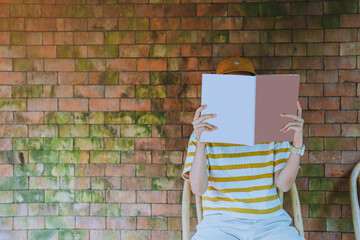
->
xmin=182 ymin=131 xmax=292 ymax=219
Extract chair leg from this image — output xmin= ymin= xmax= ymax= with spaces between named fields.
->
xmin=182 ymin=181 xmax=191 ymax=240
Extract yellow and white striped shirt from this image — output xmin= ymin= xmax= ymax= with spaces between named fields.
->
xmin=182 ymin=131 xmax=291 ymax=219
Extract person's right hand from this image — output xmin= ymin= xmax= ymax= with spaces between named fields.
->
xmin=192 ymin=105 xmax=218 ymax=140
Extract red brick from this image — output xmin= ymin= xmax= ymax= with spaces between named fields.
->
xmin=119 ymin=72 xmax=149 ymax=85
xmin=89 ymin=99 xmax=119 ymax=111
xmin=56 ymin=18 xmax=87 ymax=31
xmin=309 ymin=97 xmax=340 ymax=110
xmin=182 ymin=98 xmax=201 ymax=112
xmin=25 ymin=18 xmax=56 ymax=31
xmin=0 ymin=32 xmax=10 ymax=44
xmin=324 ymin=56 xmax=356 ymax=69
xmin=325 ymin=29 xmax=357 ymax=42
xmin=106 ymin=190 xmax=136 ymax=203
xmin=105 ymin=85 xmax=135 ymax=98
xmin=181 ymin=44 xmax=211 ymax=57
xmin=136 ymin=31 xmax=166 ymax=44
xmin=135 ymin=4 xmax=165 ymax=17
xmin=212 ymin=17 xmax=242 ymax=30
xmin=340 ymin=14 xmax=360 ymax=28
xmin=87 ymin=18 xmax=117 ymax=31
xmin=118 ymin=18 xmax=149 ymax=31
xmin=309 ymin=232 xmax=341 ymax=240
xmin=122 ymin=177 xmax=151 ymax=190
xmin=342 ymin=233 xmax=356 ymax=240
xmin=340 ymin=70 xmax=360 ymax=83
xmin=309 ymin=151 xmax=341 ymax=164
xmin=196 ymin=4 xmax=226 ymax=16
xmin=165 ymin=4 xmax=195 ymax=17
xmin=28 ymin=98 xmax=57 ymax=111
xmin=293 ymin=57 xmax=323 ymax=70
xmin=325 ymin=110 xmax=357 ymax=123
xmin=151 ymin=99 xmax=181 ymax=111
xmin=43 ymin=85 xmax=73 ymax=98
xmin=42 ymin=5 xmax=72 ymax=17
xmin=261 ymin=57 xmax=291 ymax=70
xmin=119 ymin=45 xmax=149 ymax=58
xmin=135 ymin=138 xmax=165 ymax=151
xmin=0 ymin=138 xmax=12 ymax=150
xmin=137 ymin=59 xmax=167 ymax=71
xmin=106 ymin=217 xmax=136 ymax=230
xmin=121 ymin=203 xmax=151 ymax=216
xmin=105 ymin=164 xmax=135 ymax=177
xmin=25 ymin=46 xmax=56 ymax=58
xmin=307 ymin=43 xmax=338 ymax=56
xmin=45 ymin=59 xmax=75 ymax=71
xmin=340 ymin=42 xmax=360 ymax=56
xmin=152 ymin=204 xmax=181 ymax=217
xmin=299 ymin=83 xmax=323 ymax=97
xmin=325 ymin=83 xmax=356 ymax=96
xmin=59 ymin=99 xmax=88 ymax=111
xmin=229 ymin=31 xmax=260 ymax=43
xmin=275 ymin=43 xmax=306 ymax=56
xmin=342 ymin=97 xmax=360 ymax=110
xmin=244 ymin=17 xmax=274 ymax=29
xmin=43 ymin=32 xmax=73 ymax=45
xmin=74 ymin=32 xmax=104 ymax=45
xmin=59 ymin=72 xmax=88 ymax=85
xmin=244 ymin=44 xmax=274 ymax=57
xmin=152 ymin=125 xmax=182 ymax=139
xmin=106 ymin=59 xmax=136 ymax=71
xmin=0 ymin=112 xmax=13 ymax=125
xmin=275 ymin=16 xmax=306 ymax=29
xmin=27 ymin=72 xmax=57 ymax=85
xmin=0 ymin=4 xmax=9 ymax=17
xmin=181 ymin=17 xmax=211 ymax=30
xmin=342 ymin=151 xmax=360 ymax=164
xmin=0 ymin=46 xmax=24 ymax=58
xmin=291 ymin=2 xmax=323 ymax=15
xmin=293 ymin=30 xmax=323 ymax=43
xmin=303 ymin=218 xmax=326 ymax=231
xmin=14 ymin=112 xmax=43 ymax=124
xmin=0 ymin=59 xmax=11 ymax=71
xmin=168 ymin=58 xmax=198 ymax=71
xmin=150 ymin=18 xmax=180 ymax=30
xmin=0 ymin=164 xmax=12 ymax=176
xmin=137 ymin=191 xmax=166 ymax=204
xmin=102 ymin=5 xmax=133 ymax=17
xmin=0 ymin=72 xmax=25 ymax=85
xmin=120 ymin=98 xmax=150 ymax=111
xmin=309 ymin=124 xmax=340 ymax=137
xmin=181 ymin=72 xmax=202 ymax=85
xmin=10 ymin=4 xmax=41 ymax=17
xmin=74 ymin=86 xmax=104 ymax=98
xmin=307 ymin=70 xmax=338 ymax=83
xmin=76 ymin=217 xmax=105 ymax=230
xmin=302 ymin=110 xmax=324 ymax=123
xmin=325 ymin=164 xmax=354 ymax=177
xmin=342 ymin=124 xmax=360 ymax=137
xmin=0 ymin=86 xmax=11 ymax=98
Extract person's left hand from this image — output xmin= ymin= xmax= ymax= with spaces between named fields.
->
xmin=280 ymin=100 xmax=304 ymax=148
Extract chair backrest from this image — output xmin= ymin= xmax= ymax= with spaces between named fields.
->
xmin=182 ymin=181 xmax=304 ymax=240
xmin=350 ymin=162 xmax=360 ymax=240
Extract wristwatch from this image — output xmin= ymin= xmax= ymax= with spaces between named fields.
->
xmin=290 ymin=143 xmax=305 ymax=156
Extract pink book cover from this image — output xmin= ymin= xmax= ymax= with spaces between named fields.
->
xmin=255 ymin=75 xmax=300 ymax=143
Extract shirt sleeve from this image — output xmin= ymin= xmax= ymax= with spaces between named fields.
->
xmin=182 ymin=131 xmax=210 ymax=181
xmin=273 ymin=141 xmax=291 ymax=173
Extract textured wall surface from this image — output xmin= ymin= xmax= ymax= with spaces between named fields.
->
xmin=0 ymin=0 xmax=359 ymax=239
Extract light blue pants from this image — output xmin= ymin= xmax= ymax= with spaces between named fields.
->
xmin=192 ymin=212 xmax=305 ymax=240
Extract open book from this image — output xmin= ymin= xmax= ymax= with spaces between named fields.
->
xmin=199 ymin=74 xmax=300 ymax=145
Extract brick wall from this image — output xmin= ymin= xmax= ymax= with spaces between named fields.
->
xmin=0 ymin=0 xmax=359 ymax=239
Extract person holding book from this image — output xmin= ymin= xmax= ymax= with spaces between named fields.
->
xmin=182 ymin=57 xmax=306 ymax=240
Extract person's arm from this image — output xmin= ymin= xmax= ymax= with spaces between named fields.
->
xmin=275 ymin=100 xmax=304 ymax=192
xmin=274 ymin=150 xmax=301 ymax=192
xmin=189 ymin=142 xmax=209 ymax=196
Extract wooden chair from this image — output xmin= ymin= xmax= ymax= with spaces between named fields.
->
xmin=182 ymin=181 xmax=304 ymax=240
xmin=350 ymin=161 xmax=360 ymax=240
